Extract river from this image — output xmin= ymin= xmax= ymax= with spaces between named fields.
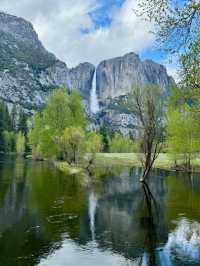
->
xmin=0 ymin=156 xmax=200 ymax=266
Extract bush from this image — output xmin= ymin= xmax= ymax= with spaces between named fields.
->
xmin=16 ymin=132 xmax=25 ymax=156
xmin=57 ymin=127 xmax=86 ymax=164
xmin=3 ymin=131 xmax=16 ymax=153
xmin=110 ymin=133 xmax=135 ymax=153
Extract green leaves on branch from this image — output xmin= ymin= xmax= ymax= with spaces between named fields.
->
xmin=110 ymin=133 xmax=135 ymax=153
xmin=29 ymin=88 xmax=102 ymax=164
xmin=16 ymin=132 xmax=25 ymax=156
xmin=166 ymin=87 xmax=200 ymax=170
xmin=57 ymin=127 xmax=85 ymax=164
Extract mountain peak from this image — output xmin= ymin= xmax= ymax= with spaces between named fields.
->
xmin=0 ymin=11 xmax=43 ymax=50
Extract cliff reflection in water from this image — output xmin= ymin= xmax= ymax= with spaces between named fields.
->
xmin=0 ymin=157 xmax=199 ymax=265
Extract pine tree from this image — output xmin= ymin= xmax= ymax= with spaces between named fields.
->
xmin=100 ymin=126 xmax=110 ymax=152
xmin=18 ymin=108 xmax=28 ymax=135
xmin=11 ymin=104 xmax=17 ymax=132
xmin=0 ymin=101 xmax=12 ymax=151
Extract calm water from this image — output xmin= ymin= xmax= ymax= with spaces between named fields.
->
xmin=0 ymin=157 xmax=200 ymax=266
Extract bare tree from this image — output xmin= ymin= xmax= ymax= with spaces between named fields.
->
xmin=135 ymin=0 xmax=200 ymax=54
xmin=128 ymin=86 xmax=164 ymax=181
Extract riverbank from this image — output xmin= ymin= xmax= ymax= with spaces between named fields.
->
xmin=51 ymin=153 xmax=200 ymax=175
xmin=53 ymin=161 xmax=84 ymax=175
xmin=95 ymin=153 xmax=200 ymax=172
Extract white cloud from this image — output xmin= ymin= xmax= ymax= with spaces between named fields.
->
xmin=161 ymin=57 xmax=180 ymax=82
xmin=166 ymin=66 xmax=180 ymax=82
xmin=1 ymin=0 xmax=155 ymax=67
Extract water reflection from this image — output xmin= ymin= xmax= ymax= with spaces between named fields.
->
xmin=88 ymin=192 xmax=98 ymax=241
xmin=0 ymin=157 xmax=199 ymax=265
xmin=163 ymin=218 xmax=200 ymax=264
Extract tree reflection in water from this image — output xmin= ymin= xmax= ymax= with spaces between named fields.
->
xmin=137 ymin=181 xmax=159 ymax=266
xmin=0 ymin=158 xmax=200 ymax=265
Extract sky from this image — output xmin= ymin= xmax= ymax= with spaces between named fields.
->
xmin=0 ymin=0 xmax=178 ymax=79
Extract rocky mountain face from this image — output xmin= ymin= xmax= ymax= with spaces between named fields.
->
xmin=95 ymin=53 xmax=175 ymax=135
xmin=0 ymin=12 xmax=174 ymax=134
xmin=0 ymin=12 xmax=94 ymax=113
xmin=96 ymin=53 xmax=173 ymax=102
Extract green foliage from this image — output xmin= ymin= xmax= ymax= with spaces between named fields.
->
xmin=110 ymin=133 xmax=135 ymax=153
xmin=135 ymin=0 xmax=200 ymax=53
xmin=29 ymin=89 xmax=87 ymax=161
xmin=0 ymin=100 xmax=12 ymax=151
xmin=18 ymin=108 xmax=28 ymax=135
xmin=43 ymin=89 xmax=72 ymax=134
xmin=28 ymin=113 xmax=43 ymax=155
xmin=0 ymin=100 xmax=11 ymax=132
xmin=16 ymin=132 xmax=25 ymax=156
xmin=42 ymin=89 xmax=86 ymax=133
xmin=86 ymin=132 xmax=102 ymax=154
xmin=100 ymin=126 xmax=110 ymax=152
xmin=58 ymin=127 xmax=86 ymax=164
xmin=180 ymin=39 xmax=200 ymax=90
xmin=10 ymin=104 xmax=17 ymax=131
xmin=166 ymin=90 xmax=200 ymax=169
xmin=29 ymin=112 xmax=59 ymax=160
xmin=3 ymin=131 xmax=16 ymax=153
xmin=68 ymin=90 xmax=86 ymax=129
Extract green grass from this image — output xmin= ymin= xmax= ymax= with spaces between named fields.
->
xmin=53 ymin=154 xmax=200 ymax=175
xmin=95 ymin=153 xmax=200 ymax=172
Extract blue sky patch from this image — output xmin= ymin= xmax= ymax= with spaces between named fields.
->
xmin=89 ymin=0 xmax=124 ymax=29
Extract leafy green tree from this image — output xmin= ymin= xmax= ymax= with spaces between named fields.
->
xmin=135 ymin=0 xmax=200 ymax=53
xmin=68 ymin=90 xmax=86 ymax=128
xmin=29 ymin=89 xmax=86 ymax=160
xmin=28 ymin=113 xmax=43 ymax=158
xmin=58 ymin=127 xmax=85 ymax=164
xmin=3 ymin=131 xmax=16 ymax=153
xmin=43 ymin=89 xmax=86 ymax=133
xmin=0 ymin=101 xmax=12 ymax=151
xmin=166 ymin=101 xmax=200 ymax=170
xmin=85 ymin=132 xmax=102 ymax=167
xmin=16 ymin=132 xmax=25 ymax=156
xmin=18 ymin=108 xmax=28 ymax=135
xmin=0 ymin=101 xmax=11 ymax=131
xmin=43 ymin=89 xmax=72 ymax=134
xmin=29 ymin=112 xmax=59 ymax=159
xmin=10 ymin=104 xmax=17 ymax=132
xmin=100 ymin=126 xmax=110 ymax=152
xmin=110 ymin=133 xmax=135 ymax=153
xmin=180 ymin=40 xmax=200 ymax=90
xmin=127 ymin=86 xmax=164 ymax=181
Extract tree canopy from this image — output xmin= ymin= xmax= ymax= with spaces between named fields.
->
xmin=29 ymin=88 xmax=102 ymax=165
xmin=136 ymin=0 xmax=200 ymax=53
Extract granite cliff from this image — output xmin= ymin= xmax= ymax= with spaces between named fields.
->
xmin=94 ymin=53 xmax=175 ymax=135
xmin=0 ymin=12 xmax=94 ymax=113
xmin=96 ymin=52 xmax=173 ymax=103
xmin=0 ymin=12 xmax=174 ymax=134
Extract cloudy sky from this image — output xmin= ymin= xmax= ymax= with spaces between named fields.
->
xmin=0 ymin=0 xmax=178 ymax=78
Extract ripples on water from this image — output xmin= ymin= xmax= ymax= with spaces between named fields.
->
xmin=0 ymin=157 xmax=200 ymax=265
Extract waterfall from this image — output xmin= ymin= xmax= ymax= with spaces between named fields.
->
xmin=90 ymin=70 xmax=99 ymax=114
xmin=88 ymin=192 xmax=98 ymax=241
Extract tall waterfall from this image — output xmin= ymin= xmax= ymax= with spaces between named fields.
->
xmin=88 ymin=192 xmax=98 ymax=241
xmin=90 ymin=70 xmax=99 ymax=114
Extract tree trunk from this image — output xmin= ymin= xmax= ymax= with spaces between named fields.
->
xmin=140 ymin=152 xmax=152 ymax=182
